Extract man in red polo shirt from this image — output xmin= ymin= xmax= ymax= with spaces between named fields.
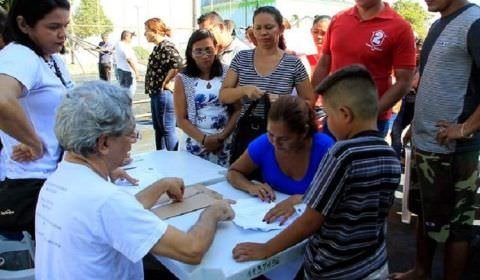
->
xmin=312 ymin=0 xmax=416 ymax=137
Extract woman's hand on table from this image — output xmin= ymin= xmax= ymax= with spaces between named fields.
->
xmin=247 ymin=181 xmax=276 ymax=202
xmin=233 ymin=242 xmax=271 ymax=262
xmin=263 ymin=195 xmax=300 ymax=225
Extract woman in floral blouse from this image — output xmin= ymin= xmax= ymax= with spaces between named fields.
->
xmin=144 ymin=17 xmax=183 ymax=150
xmin=174 ymin=30 xmax=241 ymax=167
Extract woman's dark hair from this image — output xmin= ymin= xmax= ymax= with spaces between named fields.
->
xmin=3 ymin=0 xmax=70 ymax=56
xmin=183 ymin=29 xmax=223 ymax=79
xmin=253 ymin=6 xmax=286 ymax=50
xmin=312 ymin=15 xmax=331 ymax=25
xmin=268 ymin=95 xmax=317 ymax=137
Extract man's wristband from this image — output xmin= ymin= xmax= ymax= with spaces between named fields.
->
xmin=461 ymin=123 xmax=474 ymax=139
xmin=201 ymin=134 xmax=207 ymax=145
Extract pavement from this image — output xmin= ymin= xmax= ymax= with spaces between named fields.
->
xmin=72 ymin=73 xmax=480 ymax=280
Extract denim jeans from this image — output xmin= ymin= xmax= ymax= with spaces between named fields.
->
xmin=150 ymin=90 xmax=178 ymax=150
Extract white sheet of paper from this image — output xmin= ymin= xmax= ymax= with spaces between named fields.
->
xmin=232 ymin=198 xmax=303 ymax=231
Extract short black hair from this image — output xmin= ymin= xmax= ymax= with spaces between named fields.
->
xmin=316 ymin=64 xmax=378 ymax=120
xmin=197 ymin=11 xmax=223 ymax=26
xmin=312 ymin=15 xmax=331 ymax=25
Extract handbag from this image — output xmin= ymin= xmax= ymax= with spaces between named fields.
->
xmin=229 ymin=95 xmax=270 ymax=166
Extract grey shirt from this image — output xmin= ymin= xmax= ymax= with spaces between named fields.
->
xmin=412 ymin=4 xmax=480 ymax=154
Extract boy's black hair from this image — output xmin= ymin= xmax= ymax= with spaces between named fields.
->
xmin=316 ymin=64 xmax=378 ymax=120
xmin=315 ymin=64 xmax=375 ymax=95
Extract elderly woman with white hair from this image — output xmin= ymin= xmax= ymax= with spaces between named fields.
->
xmin=34 ymin=81 xmax=234 ymax=279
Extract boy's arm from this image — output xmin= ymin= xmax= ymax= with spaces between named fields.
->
xmin=232 ymin=207 xmax=324 ymax=261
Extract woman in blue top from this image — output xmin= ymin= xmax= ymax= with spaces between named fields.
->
xmin=227 ymin=95 xmax=333 ymax=224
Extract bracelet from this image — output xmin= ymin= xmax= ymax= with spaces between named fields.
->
xmin=461 ymin=123 xmax=474 ymax=139
xmin=201 ymin=134 xmax=207 ymax=145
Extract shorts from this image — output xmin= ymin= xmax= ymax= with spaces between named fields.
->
xmin=408 ymin=147 xmax=479 ymax=242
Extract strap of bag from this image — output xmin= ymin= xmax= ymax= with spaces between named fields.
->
xmin=243 ymin=99 xmax=259 ymax=118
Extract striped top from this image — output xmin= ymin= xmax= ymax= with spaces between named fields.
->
xmin=413 ymin=4 xmax=480 ymax=154
xmin=303 ymin=131 xmax=401 ymax=280
xmin=230 ymin=49 xmax=308 ymax=117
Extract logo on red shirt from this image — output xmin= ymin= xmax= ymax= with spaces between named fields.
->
xmin=366 ymin=30 xmax=386 ymax=51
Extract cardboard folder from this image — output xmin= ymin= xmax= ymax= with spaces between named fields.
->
xmin=152 ymin=184 xmax=223 ymax=219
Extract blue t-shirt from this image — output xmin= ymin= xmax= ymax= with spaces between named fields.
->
xmin=247 ymin=132 xmax=334 ymax=195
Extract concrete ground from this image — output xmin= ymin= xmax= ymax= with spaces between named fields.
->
xmin=72 ymin=73 xmax=480 ymax=280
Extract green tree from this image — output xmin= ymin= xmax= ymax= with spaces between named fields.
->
xmin=0 ymin=0 xmax=13 ymax=11
xmin=72 ymin=0 xmax=113 ymax=39
xmin=393 ymin=0 xmax=431 ymax=39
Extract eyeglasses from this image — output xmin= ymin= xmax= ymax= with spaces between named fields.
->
xmin=126 ymin=129 xmax=142 ymax=141
xmin=192 ymin=48 xmax=215 ymax=57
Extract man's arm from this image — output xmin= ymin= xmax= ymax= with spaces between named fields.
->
xmin=126 ymin=58 xmax=139 ymax=79
xmin=151 ymin=201 xmax=234 ymax=264
xmin=135 ymin=177 xmax=184 ymax=209
xmin=311 ymin=54 xmax=331 ymax=89
xmin=233 ymin=207 xmax=324 ymax=261
xmin=378 ymin=68 xmax=414 ymax=114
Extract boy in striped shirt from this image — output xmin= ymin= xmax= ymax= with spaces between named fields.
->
xmin=233 ymin=65 xmax=401 ymax=279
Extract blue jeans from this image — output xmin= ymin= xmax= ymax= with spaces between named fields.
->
xmin=150 ymin=90 xmax=178 ymax=150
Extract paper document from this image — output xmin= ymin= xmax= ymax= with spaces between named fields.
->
xmin=232 ymin=198 xmax=304 ymax=231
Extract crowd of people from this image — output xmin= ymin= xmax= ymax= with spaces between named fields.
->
xmin=0 ymin=0 xmax=479 ymax=279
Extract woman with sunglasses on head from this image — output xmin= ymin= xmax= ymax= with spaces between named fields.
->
xmin=173 ymin=29 xmax=241 ymax=167
xmin=219 ymin=6 xmax=315 ymax=164
xmin=144 ymin=17 xmax=183 ymax=151
xmin=0 ymin=0 xmax=75 ymax=237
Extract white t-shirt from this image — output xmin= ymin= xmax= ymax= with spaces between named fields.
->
xmin=35 ymin=161 xmax=168 ymax=280
xmin=115 ymin=41 xmax=137 ymax=72
xmin=0 ymin=43 xmax=74 ymax=179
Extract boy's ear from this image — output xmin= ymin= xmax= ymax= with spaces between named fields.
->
xmin=338 ymin=106 xmax=354 ymax=124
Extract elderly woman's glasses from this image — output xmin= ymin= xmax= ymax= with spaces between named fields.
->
xmin=127 ymin=129 xmax=141 ymax=141
xmin=192 ymin=47 xmax=215 ymax=57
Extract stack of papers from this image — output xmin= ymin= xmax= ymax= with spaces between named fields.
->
xmin=232 ymin=198 xmax=304 ymax=231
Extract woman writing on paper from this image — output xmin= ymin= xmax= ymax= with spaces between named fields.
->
xmin=227 ymin=96 xmax=333 ymax=224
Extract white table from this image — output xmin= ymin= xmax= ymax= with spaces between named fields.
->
xmin=155 ymin=181 xmax=305 ymax=280
xmin=118 ymin=151 xmax=227 ymax=195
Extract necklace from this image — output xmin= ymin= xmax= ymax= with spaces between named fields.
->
xmin=43 ymin=56 xmax=68 ymax=87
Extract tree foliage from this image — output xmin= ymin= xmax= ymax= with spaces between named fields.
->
xmin=0 ymin=0 xmax=13 ymax=11
xmin=72 ymin=0 xmax=113 ymax=39
xmin=393 ymin=0 xmax=431 ymax=39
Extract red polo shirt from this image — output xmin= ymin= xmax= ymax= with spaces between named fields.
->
xmin=322 ymin=3 xmax=416 ymax=120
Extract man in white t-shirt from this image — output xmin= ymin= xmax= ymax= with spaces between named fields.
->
xmin=115 ymin=30 xmax=139 ymax=97
xmin=35 ymin=81 xmax=234 ymax=280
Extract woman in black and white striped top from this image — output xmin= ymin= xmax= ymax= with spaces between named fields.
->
xmin=219 ymin=6 xmax=314 ymax=163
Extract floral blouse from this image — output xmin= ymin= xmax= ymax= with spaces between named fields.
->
xmin=145 ymin=39 xmax=183 ymax=95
